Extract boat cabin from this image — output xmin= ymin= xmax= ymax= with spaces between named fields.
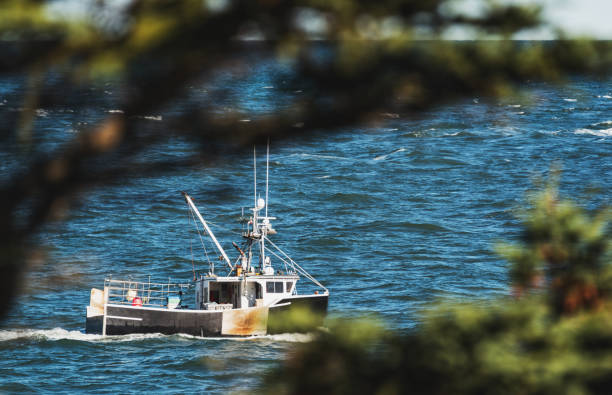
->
xmin=195 ymin=275 xmax=299 ymax=310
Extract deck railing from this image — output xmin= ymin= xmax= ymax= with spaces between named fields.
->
xmin=104 ymin=277 xmax=190 ymax=307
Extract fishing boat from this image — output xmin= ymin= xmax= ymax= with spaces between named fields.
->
xmin=85 ymin=147 xmax=329 ymax=337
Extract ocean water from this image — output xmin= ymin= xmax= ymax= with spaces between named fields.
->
xmin=1 ymin=58 xmax=611 ymax=393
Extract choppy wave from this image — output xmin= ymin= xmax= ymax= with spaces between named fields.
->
xmin=575 ymin=128 xmax=612 ymax=137
xmin=574 ymin=121 xmax=612 ymax=137
xmin=293 ymin=153 xmax=352 ymax=161
xmin=442 ymin=131 xmax=462 ymax=137
xmin=374 ymin=147 xmax=406 ymax=161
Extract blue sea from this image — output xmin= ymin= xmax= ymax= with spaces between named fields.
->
xmin=1 ymin=57 xmax=611 ymax=393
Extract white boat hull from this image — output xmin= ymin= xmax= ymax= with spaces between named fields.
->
xmin=86 ymin=294 xmax=328 ymax=337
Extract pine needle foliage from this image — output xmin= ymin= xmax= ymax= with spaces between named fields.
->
xmin=1 ymin=1 xmax=612 ymax=321
xmin=261 ymin=184 xmax=611 ymax=395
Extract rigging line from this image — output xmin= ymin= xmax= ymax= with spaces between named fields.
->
xmin=190 ymin=237 xmax=196 ymax=281
xmin=264 ymin=247 xmax=291 ymax=274
xmin=254 ymin=146 xmax=257 ymax=212
xmin=202 ymin=218 xmax=240 ymax=235
xmin=188 ymin=210 xmax=196 ymax=281
xmin=264 ymin=236 xmax=328 ymax=292
xmin=265 ymin=246 xmax=308 ymax=282
xmin=189 ymin=206 xmax=212 ymax=266
xmin=266 ymin=137 xmax=269 ymax=218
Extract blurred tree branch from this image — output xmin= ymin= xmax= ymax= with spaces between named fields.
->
xmin=261 ymin=182 xmax=612 ymax=395
xmin=1 ymin=0 xmax=612 ymax=321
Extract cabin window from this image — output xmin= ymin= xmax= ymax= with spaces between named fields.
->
xmin=209 ymin=290 xmax=219 ymax=303
xmin=266 ymin=281 xmax=284 ymax=293
xmin=286 ymin=282 xmax=293 ymax=293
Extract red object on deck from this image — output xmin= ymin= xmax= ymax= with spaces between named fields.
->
xmin=132 ymin=297 xmax=143 ymax=306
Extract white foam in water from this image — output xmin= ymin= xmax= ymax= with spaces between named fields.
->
xmin=262 ymin=332 xmax=314 ymax=342
xmin=0 ymin=328 xmax=100 ymax=342
xmin=0 ymin=328 xmax=316 ymax=343
xmin=295 ymin=153 xmax=351 ymax=161
xmin=0 ymin=328 xmax=171 ymax=343
xmin=575 ymin=128 xmax=612 ymax=137
xmin=174 ymin=332 xmax=315 ymax=342
xmin=374 ymin=147 xmax=406 ymax=161
xmin=563 ymin=98 xmax=577 ymax=102
xmin=597 ymin=95 xmax=612 ymax=99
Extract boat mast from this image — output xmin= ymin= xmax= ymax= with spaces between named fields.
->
xmin=260 ymin=141 xmax=269 ymax=269
xmin=243 ymin=142 xmax=275 ymax=275
xmin=265 ymin=139 xmax=269 ymax=218
xmin=252 ymin=146 xmax=258 ymax=271
xmin=253 ymin=146 xmax=257 ymax=217
xmin=182 ymin=192 xmax=233 ymax=272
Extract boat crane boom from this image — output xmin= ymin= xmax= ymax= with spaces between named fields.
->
xmin=182 ymin=192 xmax=233 ymax=271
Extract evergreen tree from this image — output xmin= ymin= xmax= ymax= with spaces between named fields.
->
xmin=0 ymin=0 xmax=611 ymax=323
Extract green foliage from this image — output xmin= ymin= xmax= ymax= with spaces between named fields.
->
xmin=1 ymin=1 xmax=612 ymax=323
xmin=498 ymin=180 xmax=611 ymax=314
xmin=261 ymin=184 xmax=612 ymax=394
xmin=267 ymin=305 xmax=327 ymax=334
xmin=264 ymin=302 xmax=612 ymax=395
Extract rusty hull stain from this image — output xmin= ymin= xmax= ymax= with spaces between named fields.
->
xmin=221 ymin=306 xmax=269 ymax=336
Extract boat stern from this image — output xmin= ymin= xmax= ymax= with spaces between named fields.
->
xmin=85 ymin=287 xmax=107 ymax=334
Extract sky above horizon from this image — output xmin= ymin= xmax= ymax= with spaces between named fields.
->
xmin=47 ymin=0 xmax=612 ymax=40
xmin=544 ymin=0 xmax=612 ymax=38
xmin=443 ymin=0 xmax=612 ymax=39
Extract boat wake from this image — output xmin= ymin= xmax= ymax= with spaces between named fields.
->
xmin=0 ymin=328 xmax=315 ymax=343
xmin=250 ymin=332 xmax=315 ymax=342
xmin=174 ymin=332 xmax=315 ymax=342
xmin=0 ymin=328 xmax=166 ymax=343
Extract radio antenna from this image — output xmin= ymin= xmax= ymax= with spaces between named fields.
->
xmin=253 ymin=146 xmax=257 ymax=211
xmin=265 ymin=138 xmax=270 ymax=217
